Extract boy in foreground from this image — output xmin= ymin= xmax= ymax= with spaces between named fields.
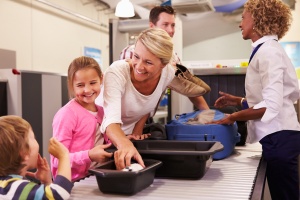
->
xmin=0 ymin=115 xmax=73 ymax=200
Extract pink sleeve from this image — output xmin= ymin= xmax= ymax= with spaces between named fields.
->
xmin=51 ymin=107 xmax=91 ymax=170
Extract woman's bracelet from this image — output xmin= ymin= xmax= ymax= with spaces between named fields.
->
xmin=240 ymin=97 xmax=245 ymax=106
xmin=240 ymin=97 xmax=249 ymax=109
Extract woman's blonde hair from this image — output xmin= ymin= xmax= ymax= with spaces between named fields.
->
xmin=0 ymin=115 xmax=31 ymax=176
xmin=135 ymin=27 xmax=173 ymax=66
xmin=244 ymin=0 xmax=292 ymax=40
xmin=67 ymin=56 xmax=103 ymax=99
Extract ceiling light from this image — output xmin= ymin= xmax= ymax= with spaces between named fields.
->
xmin=115 ymin=0 xmax=135 ymax=18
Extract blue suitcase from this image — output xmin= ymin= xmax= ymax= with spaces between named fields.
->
xmin=165 ymin=109 xmax=240 ymax=160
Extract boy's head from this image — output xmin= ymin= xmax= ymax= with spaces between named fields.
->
xmin=0 ymin=115 xmax=39 ymax=176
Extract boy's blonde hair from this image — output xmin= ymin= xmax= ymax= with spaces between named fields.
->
xmin=135 ymin=27 xmax=173 ymax=66
xmin=67 ymin=56 xmax=103 ymax=99
xmin=0 ymin=115 xmax=31 ymax=176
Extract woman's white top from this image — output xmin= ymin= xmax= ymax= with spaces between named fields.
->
xmin=246 ymin=35 xmax=300 ymax=143
xmin=97 ymin=60 xmax=175 ymax=135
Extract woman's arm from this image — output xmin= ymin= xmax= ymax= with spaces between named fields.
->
xmin=132 ymin=113 xmax=150 ymax=135
xmin=210 ymin=107 xmax=266 ymax=125
xmin=189 ymin=96 xmax=210 ymax=110
xmin=106 ymin=123 xmax=144 ymax=170
xmin=214 ymin=91 xmax=243 ymax=108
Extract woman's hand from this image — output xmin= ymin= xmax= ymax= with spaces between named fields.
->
xmin=208 ymin=114 xmax=235 ymax=125
xmin=127 ymin=133 xmax=151 ymax=140
xmin=105 ymin=124 xmax=145 ymax=170
xmin=114 ymin=141 xmax=145 ymax=170
xmin=214 ymin=91 xmax=242 ymax=108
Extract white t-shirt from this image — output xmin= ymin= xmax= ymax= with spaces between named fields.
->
xmin=88 ymin=110 xmax=104 ymax=167
xmin=96 ymin=60 xmax=175 ymax=135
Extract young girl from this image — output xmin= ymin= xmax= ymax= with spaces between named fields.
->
xmin=51 ymin=56 xmax=113 ymax=181
xmin=0 ymin=115 xmax=72 ymax=200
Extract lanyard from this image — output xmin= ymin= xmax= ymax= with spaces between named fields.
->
xmin=249 ymin=43 xmax=264 ymax=63
xmin=243 ymin=42 xmax=264 ymax=109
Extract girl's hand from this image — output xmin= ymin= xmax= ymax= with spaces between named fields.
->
xmin=88 ymin=143 xmax=113 ymax=163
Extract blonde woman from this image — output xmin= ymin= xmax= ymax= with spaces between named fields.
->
xmin=100 ymin=28 xmax=209 ymax=170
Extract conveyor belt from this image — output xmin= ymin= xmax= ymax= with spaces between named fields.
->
xmin=69 ymin=143 xmax=262 ymax=200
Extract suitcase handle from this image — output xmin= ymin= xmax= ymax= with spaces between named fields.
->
xmin=175 ymin=113 xmax=187 ymax=120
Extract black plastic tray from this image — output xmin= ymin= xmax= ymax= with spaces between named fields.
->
xmin=132 ymin=140 xmax=224 ymax=179
xmin=88 ymin=159 xmax=162 ymax=195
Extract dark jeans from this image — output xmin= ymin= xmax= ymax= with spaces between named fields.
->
xmin=259 ymin=130 xmax=300 ymax=200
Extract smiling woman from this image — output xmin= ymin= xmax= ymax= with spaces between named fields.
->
xmin=95 ymin=28 xmax=210 ymax=171
xmin=99 ymin=28 xmax=174 ymax=137
xmin=130 ymin=28 xmax=173 ymax=95
xmin=95 ymin=28 xmax=176 ymax=171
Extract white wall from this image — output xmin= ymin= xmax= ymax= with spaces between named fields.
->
xmin=183 ymin=31 xmax=252 ymax=61
xmin=0 ymin=1 xmax=299 ymax=73
xmin=282 ymin=1 xmax=300 ymax=42
xmin=173 ymin=16 xmax=183 ymax=59
xmin=183 ymin=2 xmax=300 ymax=61
xmin=0 ymin=0 xmax=111 ymax=74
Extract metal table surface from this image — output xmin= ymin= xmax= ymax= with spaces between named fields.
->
xmin=69 ymin=143 xmax=262 ymax=200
